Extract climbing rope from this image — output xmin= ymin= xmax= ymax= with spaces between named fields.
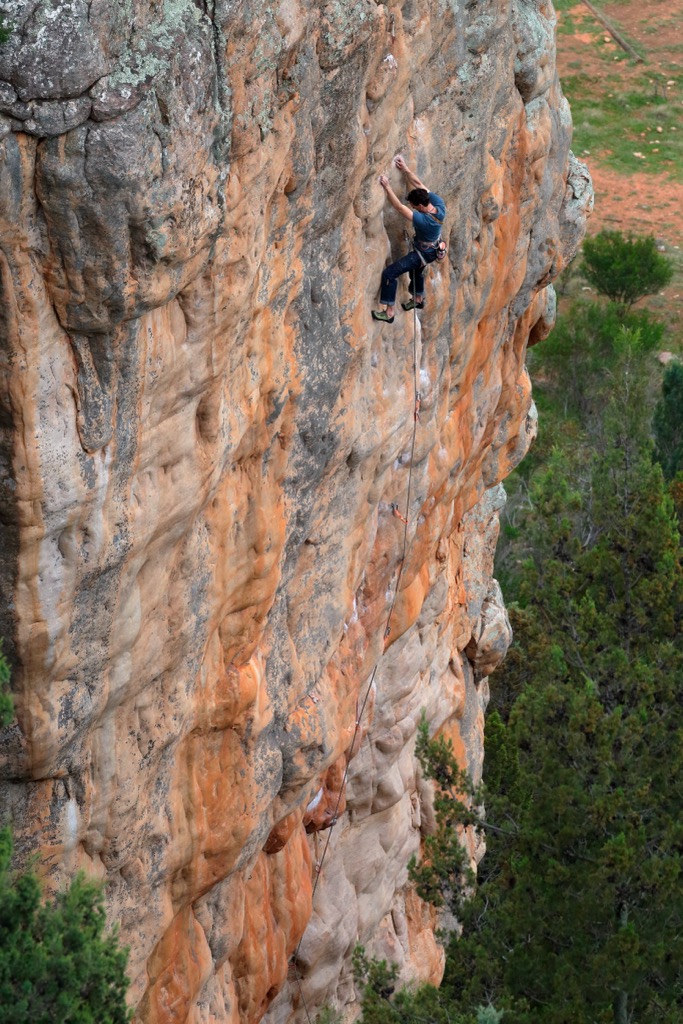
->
xmin=291 ymin=271 xmax=422 ymax=1023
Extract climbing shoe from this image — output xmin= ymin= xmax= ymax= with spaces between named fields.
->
xmin=401 ymin=299 xmax=424 ymax=311
xmin=372 ymin=310 xmax=395 ymax=323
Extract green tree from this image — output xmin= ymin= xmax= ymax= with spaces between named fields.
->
xmin=410 ymin=333 xmax=683 ymax=1024
xmin=407 ymin=719 xmax=477 ymax=913
xmin=495 ymin=302 xmax=663 ymax=595
xmin=531 ymin=300 xmax=663 ymax=427
xmin=353 ymin=945 xmax=499 ymax=1024
xmin=581 ymin=230 xmax=673 ymax=310
xmin=0 ymin=829 xmax=131 ymax=1023
xmin=654 ymin=361 xmax=683 ymax=482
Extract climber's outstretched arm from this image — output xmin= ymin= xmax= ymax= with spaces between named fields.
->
xmin=393 ymin=155 xmax=427 ymax=191
xmin=379 ymin=175 xmax=413 ymax=221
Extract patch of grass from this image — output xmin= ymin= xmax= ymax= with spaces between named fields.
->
xmin=557 ymin=12 xmax=579 ymax=34
xmin=564 ymin=75 xmax=683 ymax=180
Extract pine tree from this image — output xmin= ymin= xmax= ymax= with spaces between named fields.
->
xmin=411 ymin=332 xmax=683 ymax=1024
xmin=654 ymin=361 xmax=683 ymax=482
xmin=0 ymin=830 xmax=131 ymax=1023
xmin=353 ymin=943 xmax=500 ymax=1024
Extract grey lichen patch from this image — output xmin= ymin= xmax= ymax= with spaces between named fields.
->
xmin=512 ymin=0 xmax=556 ymax=102
xmin=0 ymin=0 xmax=110 ymax=101
xmin=104 ymin=49 xmax=166 ymax=93
xmin=466 ymin=11 xmax=507 ymax=55
xmin=230 ymin=6 xmax=292 ymax=141
xmin=438 ymin=0 xmax=460 ymax=16
xmin=0 ymin=80 xmax=17 ymax=107
xmin=90 ymin=0 xmax=209 ymax=121
xmin=254 ymin=101 xmax=274 ymax=140
xmin=252 ymin=11 xmax=285 ymax=76
xmin=248 ymin=17 xmax=286 ymax=138
xmin=318 ymin=0 xmax=377 ymax=69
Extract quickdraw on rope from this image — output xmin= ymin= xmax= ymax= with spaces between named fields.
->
xmin=291 ymin=268 xmax=422 ymax=1024
xmin=391 ymin=502 xmax=408 ymax=525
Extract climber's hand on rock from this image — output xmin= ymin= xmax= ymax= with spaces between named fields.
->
xmin=393 ymin=155 xmax=406 ymax=171
xmin=379 ymin=174 xmax=389 ymax=189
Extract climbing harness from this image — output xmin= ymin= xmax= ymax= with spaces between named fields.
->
xmin=291 ymin=269 xmax=422 ymax=1024
xmin=414 ymin=235 xmax=447 ymax=265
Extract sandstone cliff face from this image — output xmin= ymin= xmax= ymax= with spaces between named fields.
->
xmin=0 ymin=1 xmax=591 ymax=1021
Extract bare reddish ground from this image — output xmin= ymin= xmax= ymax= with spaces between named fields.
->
xmin=586 ymin=165 xmax=683 ymax=248
xmin=556 ymin=0 xmax=683 ymax=333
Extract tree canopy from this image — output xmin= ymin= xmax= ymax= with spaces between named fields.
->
xmin=357 ymin=295 xmax=683 ymax=1024
xmin=422 ymin=333 xmax=683 ymax=1024
xmin=0 ymin=829 xmax=131 ymax=1024
xmin=654 ymin=360 xmax=683 ymax=482
xmin=581 ymin=230 xmax=673 ymax=310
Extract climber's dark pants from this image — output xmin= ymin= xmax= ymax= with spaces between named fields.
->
xmin=379 ymin=249 xmax=436 ymax=306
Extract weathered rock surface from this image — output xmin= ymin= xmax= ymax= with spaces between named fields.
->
xmin=0 ymin=1 xmax=591 ymax=1022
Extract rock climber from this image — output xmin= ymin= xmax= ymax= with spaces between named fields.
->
xmin=372 ymin=155 xmax=446 ymax=324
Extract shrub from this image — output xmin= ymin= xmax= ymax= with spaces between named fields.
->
xmin=581 ymin=230 xmax=673 ymax=309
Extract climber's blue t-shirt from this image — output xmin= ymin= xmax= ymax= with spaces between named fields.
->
xmin=412 ymin=192 xmax=446 ymax=244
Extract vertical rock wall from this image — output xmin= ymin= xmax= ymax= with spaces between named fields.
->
xmin=0 ymin=1 xmax=591 ymax=1021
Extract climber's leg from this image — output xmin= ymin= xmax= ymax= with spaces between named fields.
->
xmin=409 ymin=262 xmax=426 ymax=300
xmin=401 ymin=261 xmax=427 ymax=312
xmin=373 ymin=251 xmax=423 ymax=322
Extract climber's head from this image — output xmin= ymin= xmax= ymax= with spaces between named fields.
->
xmin=406 ymin=187 xmax=430 ymax=210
